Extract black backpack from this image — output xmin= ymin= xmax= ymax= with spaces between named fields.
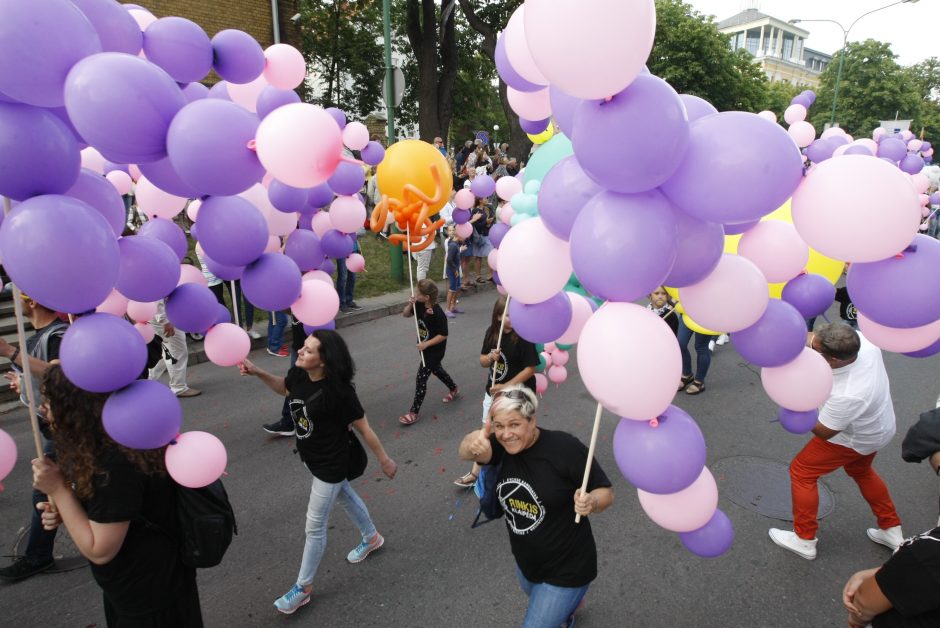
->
xmin=174 ymin=479 xmax=238 ymax=568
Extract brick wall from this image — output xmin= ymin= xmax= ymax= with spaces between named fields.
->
xmin=142 ymin=0 xmax=301 ymax=48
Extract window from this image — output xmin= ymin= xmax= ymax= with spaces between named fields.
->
xmin=782 ymin=34 xmax=793 ymax=59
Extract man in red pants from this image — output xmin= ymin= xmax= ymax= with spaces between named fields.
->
xmin=770 ymin=323 xmax=903 ymax=560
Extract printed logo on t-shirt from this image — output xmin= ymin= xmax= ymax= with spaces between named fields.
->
xmin=492 ymin=350 xmax=508 ymax=383
xmin=497 ymin=477 xmax=544 ymax=535
xmin=289 ymin=399 xmax=313 ymax=440
xmin=417 ymin=318 xmax=429 ymax=342
xmin=845 ymin=302 xmax=857 ymax=321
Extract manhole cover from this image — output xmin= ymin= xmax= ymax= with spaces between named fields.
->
xmin=712 ymin=456 xmax=835 ymax=521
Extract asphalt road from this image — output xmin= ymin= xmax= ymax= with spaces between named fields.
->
xmin=1 ymin=292 xmax=938 ymax=628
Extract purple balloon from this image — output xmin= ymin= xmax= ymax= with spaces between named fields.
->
xmin=538 ymin=156 xmax=603 ymax=240
xmin=45 ymin=105 xmax=87 ymax=147
xmin=877 ymin=137 xmax=907 ymax=162
xmin=660 ymin=112 xmax=804 ymax=224
xmin=165 ymin=282 xmax=219 ymax=332
xmin=781 ymin=273 xmax=836 ymax=318
xmin=801 ymin=90 xmax=816 ymax=104
xmin=679 ymin=509 xmax=734 ymax=558
xmin=0 ymin=0 xmax=102 ymax=107
xmin=303 ymin=319 xmax=337 ymax=334
xmin=470 ymin=174 xmax=496 ymax=198
xmin=116 ymin=235 xmax=181 ymax=302
xmin=804 ymin=138 xmax=838 ymax=163
xmin=899 ymin=152 xmax=925 ymax=175
xmin=361 ymin=141 xmax=385 ymax=166
xmin=269 ymin=180 xmax=310 ymax=213
xmin=103 ymin=380 xmax=182 ymax=449
xmin=569 ymin=190 xmax=678 ymax=303
xmin=65 ymin=169 xmax=126 ymax=237
xmin=930 ymin=192 xmax=940 ymax=206
xmin=181 ymin=82 xmax=209 ymax=103
xmin=321 ymin=229 xmax=354 ymax=259
xmin=519 ymin=117 xmax=551 ymax=135
xmin=196 ymin=195 xmax=268 ymax=266
xmin=102 ymin=160 xmax=129 ymax=175
xmin=508 ymin=292 xmax=572 ymax=344
xmin=612 ymin=407 xmax=706 ymax=493
xmin=211 ymin=30 xmax=264 ymax=84
xmin=65 ymin=53 xmax=186 ymax=164
xmin=319 ymin=257 xmax=336 ymax=275
xmin=0 ymin=102 xmax=81 ymax=201
xmin=679 ymin=94 xmax=718 ymax=122
xmin=790 ymin=94 xmax=812 ymax=109
xmin=730 ymin=299 xmax=807 ymax=367
xmin=167 ymin=99 xmax=264 ymax=196
xmin=452 ymin=208 xmax=471 ymax=225
xmin=494 ymin=31 xmax=543 ymax=93
xmin=664 ymin=209 xmax=724 ymax=288
xmin=71 ymin=0 xmax=142 ymax=55
xmin=326 ymin=107 xmax=347 ymax=130
xmin=207 ymin=81 xmax=230 ymax=100
xmin=488 ymin=222 xmax=510 ymax=248
xmin=142 ymin=17 xmax=212 ymax=83
xmin=778 ymin=407 xmax=819 ymax=434
xmin=920 ymin=141 xmax=932 ymax=152
xmin=215 ymin=303 xmax=232 ymax=325
xmin=284 ymin=229 xmax=325 ymax=271
xmin=256 ymin=86 xmax=301 ymax=119
xmin=202 ymin=253 xmax=244 ymax=281
xmin=298 ymin=212 xmax=314 ymax=230
xmin=844 ymin=145 xmax=873 ymax=156
xmin=903 ymin=336 xmax=940 ymax=358
xmin=139 ymin=156 xmax=198 ymax=198
xmin=847 ymin=235 xmax=940 ymax=328
xmin=548 ymin=86 xmax=583 ymax=136
xmin=60 ymin=313 xmax=146 ymax=392
xmin=327 ymin=161 xmax=365 ymax=196
xmin=572 ymin=75 xmax=689 ymax=194
xmin=306 ymin=183 xmax=335 ymax=209
xmin=138 ymin=217 xmax=188 ymax=261
xmin=241 ymin=253 xmax=303 ymax=311
xmin=0 ymin=195 xmax=119 ymax=313
xmin=491 ymin=270 xmax=501 ymax=286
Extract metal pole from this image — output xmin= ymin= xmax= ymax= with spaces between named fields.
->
xmin=271 ymin=0 xmax=281 ymax=44
xmin=382 ymin=0 xmax=396 ymax=145
xmin=829 ymin=32 xmax=848 ymax=126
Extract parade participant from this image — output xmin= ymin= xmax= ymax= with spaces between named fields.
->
xmin=770 ymin=323 xmax=904 ymax=560
xmin=239 ymin=330 xmax=398 ymax=615
xmin=676 ymin=314 xmax=716 ymax=396
xmin=149 ymin=300 xmax=201 ymax=398
xmin=458 ymin=385 xmax=614 ymax=627
xmin=31 ymin=365 xmax=203 ymax=626
xmin=468 ymin=196 xmax=494 ymax=283
xmin=445 ymin=226 xmax=467 ymax=317
xmin=648 ymin=286 xmax=679 ymax=336
xmin=399 ymin=279 xmax=460 ymax=425
xmin=454 ymin=296 xmax=538 ymax=488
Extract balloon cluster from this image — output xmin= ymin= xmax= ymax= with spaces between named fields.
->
xmin=0 ymin=1 xmax=375 ymax=488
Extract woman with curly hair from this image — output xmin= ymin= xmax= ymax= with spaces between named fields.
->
xmin=32 ymin=365 xmax=203 ymax=627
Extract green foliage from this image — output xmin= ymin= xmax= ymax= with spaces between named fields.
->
xmin=448 ymin=23 xmax=508 ymax=147
xmin=763 ymin=81 xmax=802 ymax=117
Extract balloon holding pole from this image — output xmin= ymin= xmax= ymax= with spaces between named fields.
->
xmin=405 ymin=224 xmax=425 ymax=367
xmin=575 ymin=402 xmax=604 ymax=523
xmin=230 ymin=280 xmax=240 ymax=328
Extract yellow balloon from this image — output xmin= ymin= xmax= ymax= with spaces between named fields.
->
xmin=682 ymin=313 xmax=719 ymax=336
xmin=527 ymin=124 xmax=555 ymax=145
xmin=723 ymin=233 xmax=741 ymax=255
xmin=376 ymin=139 xmax=453 ymax=213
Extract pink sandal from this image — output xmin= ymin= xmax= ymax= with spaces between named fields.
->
xmin=399 ymin=412 xmax=420 ymax=425
xmin=442 ymin=388 xmax=461 ymax=403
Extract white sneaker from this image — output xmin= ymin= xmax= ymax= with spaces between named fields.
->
xmin=708 ymin=339 xmax=716 ymax=352
xmin=867 ymin=526 xmax=904 ymax=550
xmin=716 ymin=334 xmax=730 ymax=346
xmin=769 ymin=528 xmax=817 ymax=560
xmin=247 ymin=329 xmax=262 ymax=339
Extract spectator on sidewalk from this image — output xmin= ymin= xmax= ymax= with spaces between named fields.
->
xmin=233 ymin=281 xmax=260 ymax=339
xmin=336 ymin=238 xmax=362 ymax=313
xmin=149 ymin=300 xmax=201 ymax=398
xmin=268 ymin=311 xmax=289 ymax=357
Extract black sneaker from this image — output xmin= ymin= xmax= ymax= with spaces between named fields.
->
xmin=0 ymin=557 xmax=54 ymax=583
xmin=339 ymin=305 xmax=353 ymax=313
xmin=347 ymin=301 xmax=363 ymax=310
xmin=262 ymin=422 xmax=295 ymax=437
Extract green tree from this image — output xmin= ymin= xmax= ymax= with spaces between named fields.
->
xmin=904 ymin=57 xmax=940 ymax=141
xmin=448 ymin=26 xmax=508 ymax=150
xmin=763 ymin=80 xmax=802 ymax=117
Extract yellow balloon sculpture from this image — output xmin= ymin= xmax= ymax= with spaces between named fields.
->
xmin=527 ymin=123 xmax=556 ymax=145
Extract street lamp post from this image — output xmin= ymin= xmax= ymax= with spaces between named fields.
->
xmin=791 ymin=0 xmax=918 ymax=127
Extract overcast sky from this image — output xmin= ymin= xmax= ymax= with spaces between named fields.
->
xmin=686 ymin=0 xmax=937 ymax=66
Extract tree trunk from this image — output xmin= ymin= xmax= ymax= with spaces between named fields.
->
xmin=405 ymin=0 xmax=459 ymax=142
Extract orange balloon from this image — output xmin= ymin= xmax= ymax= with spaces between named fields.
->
xmin=377 ymin=140 xmax=452 ymax=214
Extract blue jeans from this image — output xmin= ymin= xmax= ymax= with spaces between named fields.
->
xmin=335 ymin=258 xmax=356 ymax=307
xmin=27 ymin=438 xmax=57 ymax=564
xmin=233 ymin=280 xmax=255 ymax=330
xmin=677 ymin=317 xmax=712 ymax=383
xmin=267 ymin=311 xmax=288 ymax=352
xmin=516 ymin=567 xmax=589 ymax=628
xmin=296 ymin=476 xmax=377 ymax=587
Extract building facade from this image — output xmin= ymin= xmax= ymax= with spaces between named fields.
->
xmin=142 ymin=0 xmax=301 ymax=51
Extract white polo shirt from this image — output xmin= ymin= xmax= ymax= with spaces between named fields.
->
xmin=819 ymin=334 xmax=896 ymax=455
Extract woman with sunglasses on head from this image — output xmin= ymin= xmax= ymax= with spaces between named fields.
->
xmin=459 ymin=385 xmax=614 ymax=628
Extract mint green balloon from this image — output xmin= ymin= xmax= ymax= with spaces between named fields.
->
xmin=523 ymin=133 xmax=573 ymax=184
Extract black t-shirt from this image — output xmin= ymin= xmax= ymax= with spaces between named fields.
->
xmin=873 ymin=526 xmax=940 ymax=627
xmin=835 ymin=286 xmax=857 ymax=323
xmin=285 ymin=368 xmax=365 ymax=483
xmin=481 ymin=332 xmax=539 ymax=396
xmin=488 ymin=429 xmax=612 ymax=588
xmin=416 ymin=304 xmax=448 ymax=367
xmin=472 ymin=206 xmax=493 ymax=236
xmin=84 ymin=448 xmax=198 ymax=618
xmin=291 ymin=316 xmax=306 ymax=352
xmin=649 ymin=304 xmax=679 ymax=336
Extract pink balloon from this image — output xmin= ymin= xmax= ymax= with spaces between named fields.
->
xmin=853 ymin=138 xmax=879 ymax=154
xmin=266 ymin=209 xmax=297 ymax=237
xmin=792 ymin=155 xmax=921 ymax=262
xmin=303 ymin=269 xmax=333 ymax=283
xmin=821 ymin=127 xmax=846 ymax=140
xmin=135 ymin=175 xmax=187 ymax=220
xmin=311 ymin=211 xmax=333 ymax=237
xmin=204 ymin=323 xmax=250 ymax=366
xmin=227 ymin=72 xmax=268 ymax=112
xmin=908 ymin=139 xmax=923 ymax=152
xmin=0 ymin=428 xmax=16 ymax=485
xmin=555 ymin=292 xmax=593 ymax=345
xmin=178 ymin=264 xmax=208 ymax=287
xmin=783 ymin=104 xmax=807 ymax=125
xmin=455 ymin=222 xmax=473 ymax=239
xmin=540 ymin=351 xmax=553 ymax=368
xmin=455 ymin=189 xmax=475 ymax=210
xmin=679 ymin=255 xmax=769 ymax=333
xmin=737 ymin=221 xmax=809 ymax=283
xmin=165 ymin=431 xmax=227 ymax=488
xmin=534 ymin=373 xmax=548 ymax=395
xmin=547 ymin=364 xmax=567 ymax=384
xmin=497 ymin=218 xmax=572 ymax=304
xmin=760 ymin=347 xmax=833 ymax=412
xmin=503 ymin=6 xmax=548 ymax=86
xmin=832 ymin=144 xmax=850 ymax=158
xmin=186 ymin=198 xmax=201 ymax=222
xmin=263 ymin=44 xmax=306 ymax=90
xmin=128 ymin=163 xmax=142 ymax=182
xmin=496 ymin=176 xmax=522 ymax=202
xmin=873 ymin=127 xmax=886 ymax=140
xmin=544 ymin=342 xmax=557 ymax=352
xmin=920 ymin=195 xmax=930 ymax=209
xmin=81 ymin=147 xmax=106 ymax=174
xmin=329 ymin=195 xmax=367 ymax=234
xmin=507 ymin=86 xmax=552 ymax=122
xmin=911 ymin=173 xmax=930 ymax=194
xmin=255 ymin=103 xmax=342 ymax=188
xmin=342 ymin=121 xmax=370 ymax=151
xmin=787 ymin=121 xmax=816 ymax=148
xmin=499 ymin=205 xmax=515 ymax=225
xmin=134 ymin=321 xmax=155 ymax=343
xmin=96 ymin=288 xmax=129 ymax=316
xmin=292 ymin=278 xmax=340 ymax=326
xmin=487 ymin=249 xmax=499 ymax=271
xmin=106 ymin=170 xmax=133 ymax=195
xmin=857 ymin=313 xmax=940 ymax=353
xmin=264 ymin=235 xmax=281 ymax=253
xmin=128 ymin=8 xmax=156 ymax=31
xmin=577 ymin=303 xmax=681 ymax=419
xmin=637 ymin=468 xmax=718 ymax=532
xmin=524 ymin=0 xmax=654 ymax=100
xmin=757 ymin=110 xmax=777 ymax=123
xmin=346 ymin=253 xmax=366 ymax=272
xmin=126 ymin=300 xmax=157 ymax=323
xmin=551 ymin=349 xmax=569 ymax=367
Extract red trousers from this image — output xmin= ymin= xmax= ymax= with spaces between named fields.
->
xmin=790 ymin=436 xmax=901 ymax=540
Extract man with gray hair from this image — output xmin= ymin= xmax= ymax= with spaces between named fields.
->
xmin=770 ymin=323 xmax=903 ymax=560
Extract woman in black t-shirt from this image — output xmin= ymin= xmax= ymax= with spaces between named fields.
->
xmin=458 ymin=385 xmax=614 ymax=627
xmin=239 ymin=330 xmax=398 ymax=616
xmin=31 ymin=366 xmax=203 ymax=627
